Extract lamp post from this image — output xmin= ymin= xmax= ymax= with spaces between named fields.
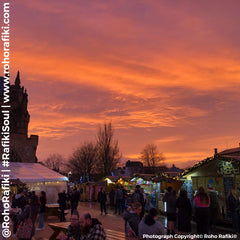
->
xmin=68 ymin=171 xmax=72 ymax=182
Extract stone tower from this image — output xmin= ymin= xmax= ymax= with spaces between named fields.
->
xmin=0 ymin=72 xmax=39 ymax=162
xmin=10 ymin=71 xmax=30 ymax=135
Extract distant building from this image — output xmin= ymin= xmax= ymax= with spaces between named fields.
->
xmin=142 ymin=165 xmax=168 ymax=174
xmin=114 ymin=160 xmax=170 ymax=177
xmin=164 ymin=164 xmax=183 ymax=177
xmin=114 ymin=160 xmax=143 ymax=176
xmin=0 ymin=72 xmax=38 ymax=162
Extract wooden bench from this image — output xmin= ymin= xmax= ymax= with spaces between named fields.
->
xmin=48 ymin=222 xmax=128 ymax=240
xmin=105 ymin=228 xmax=126 ymax=240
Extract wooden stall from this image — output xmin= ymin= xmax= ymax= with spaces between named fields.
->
xmin=180 ymin=154 xmax=240 ymax=221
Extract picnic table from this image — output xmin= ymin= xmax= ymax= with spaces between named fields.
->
xmin=46 ymin=204 xmax=59 ymax=217
xmin=48 ymin=222 xmax=128 ymax=240
xmin=48 ymin=222 xmax=69 ymax=240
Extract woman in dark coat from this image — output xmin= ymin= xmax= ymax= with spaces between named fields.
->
xmin=176 ymin=189 xmax=192 ymax=233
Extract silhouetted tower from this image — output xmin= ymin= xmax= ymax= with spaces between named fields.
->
xmin=0 ymin=71 xmax=38 ymax=163
xmin=10 ymin=71 xmax=30 ymax=135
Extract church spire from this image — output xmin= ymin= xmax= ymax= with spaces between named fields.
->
xmin=15 ymin=71 xmax=20 ymax=86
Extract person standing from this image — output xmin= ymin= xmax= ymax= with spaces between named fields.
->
xmin=97 ymin=187 xmax=107 ymax=215
xmin=162 ymin=186 xmax=177 ymax=234
xmin=114 ymin=186 xmax=123 ymax=215
xmin=29 ymin=191 xmax=40 ymax=231
xmin=58 ymin=190 xmax=68 ymax=222
xmin=70 ymin=188 xmax=80 ymax=214
xmin=109 ymin=188 xmax=115 ymax=210
xmin=36 ymin=191 xmax=46 ymax=230
xmin=193 ymin=187 xmax=210 ymax=234
xmin=11 ymin=188 xmax=28 ymax=236
xmin=121 ymin=186 xmax=128 ymax=213
xmin=208 ymin=185 xmax=219 ymax=232
xmin=131 ymin=185 xmax=145 ymax=219
xmin=16 ymin=203 xmax=36 ymax=240
xmin=176 ymin=189 xmax=192 ymax=233
xmin=227 ymin=189 xmax=240 ymax=233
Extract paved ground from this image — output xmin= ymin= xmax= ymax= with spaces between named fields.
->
xmin=33 ymin=202 xmax=125 ymax=240
xmin=8 ymin=202 xmax=235 ymax=240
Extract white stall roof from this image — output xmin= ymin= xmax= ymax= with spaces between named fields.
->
xmin=0 ymin=162 xmax=68 ymax=183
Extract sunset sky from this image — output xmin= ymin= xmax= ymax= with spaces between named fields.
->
xmin=9 ymin=0 xmax=240 ymax=168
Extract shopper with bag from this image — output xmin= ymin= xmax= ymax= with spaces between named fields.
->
xmin=16 ymin=204 xmax=35 ymax=240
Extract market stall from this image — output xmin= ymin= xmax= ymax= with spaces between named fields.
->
xmin=129 ymin=174 xmax=182 ymax=211
xmin=180 ymin=154 xmax=240 ymax=220
xmin=0 ymin=162 xmax=68 ymax=203
xmin=104 ymin=176 xmax=131 ymax=192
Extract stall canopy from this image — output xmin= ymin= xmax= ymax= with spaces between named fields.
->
xmin=0 ymin=162 xmax=68 ymax=203
xmin=0 ymin=162 xmax=68 ymax=182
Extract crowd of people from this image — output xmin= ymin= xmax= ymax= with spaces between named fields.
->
xmin=1 ymin=188 xmax=47 ymax=240
xmin=1 ymin=184 xmax=239 ymax=240
xmin=162 ymin=185 xmax=219 ymax=235
xmin=59 ymin=184 xmax=164 ymax=240
xmin=94 ymin=184 xmax=240 ymax=238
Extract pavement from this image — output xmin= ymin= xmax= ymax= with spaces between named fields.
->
xmin=33 ymin=202 xmax=125 ymax=240
xmin=8 ymin=202 xmax=236 ymax=240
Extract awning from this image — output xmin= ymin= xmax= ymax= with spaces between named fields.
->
xmin=0 ymin=162 xmax=68 ymax=183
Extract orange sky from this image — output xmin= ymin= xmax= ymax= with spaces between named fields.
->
xmin=8 ymin=0 xmax=240 ymax=168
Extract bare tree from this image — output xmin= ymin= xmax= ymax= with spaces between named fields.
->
xmin=140 ymin=143 xmax=165 ymax=167
xmin=96 ymin=122 xmax=121 ymax=177
xmin=44 ymin=153 xmax=64 ymax=172
xmin=67 ymin=142 xmax=97 ymax=181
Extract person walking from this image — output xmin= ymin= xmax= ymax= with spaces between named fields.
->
xmin=97 ymin=187 xmax=107 ymax=215
xmin=176 ymin=189 xmax=192 ymax=233
xmin=193 ymin=186 xmax=210 ymax=234
xmin=36 ymin=191 xmax=46 ymax=230
xmin=163 ymin=186 xmax=177 ymax=234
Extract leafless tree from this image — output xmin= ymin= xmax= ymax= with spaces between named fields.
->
xmin=44 ymin=153 xmax=64 ymax=172
xmin=140 ymin=143 xmax=165 ymax=167
xmin=67 ymin=142 xmax=97 ymax=181
xmin=96 ymin=122 xmax=121 ymax=177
